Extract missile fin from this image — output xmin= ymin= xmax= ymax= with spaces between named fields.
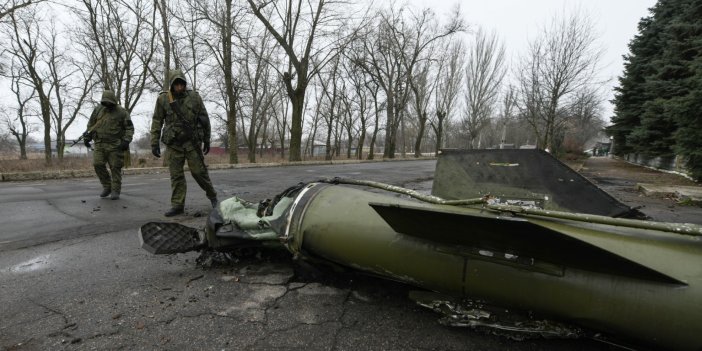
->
xmin=370 ymin=203 xmax=686 ymax=286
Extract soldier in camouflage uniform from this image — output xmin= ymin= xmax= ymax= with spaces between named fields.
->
xmin=150 ymin=69 xmax=218 ymax=217
xmin=83 ymin=90 xmax=134 ymax=200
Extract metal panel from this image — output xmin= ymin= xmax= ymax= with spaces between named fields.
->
xmin=432 ymin=149 xmax=640 ymax=218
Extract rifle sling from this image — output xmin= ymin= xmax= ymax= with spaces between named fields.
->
xmin=167 ymin=91 xmax=194 ymax=129
xmin=72 ymin=107 xmax=109 ymax=147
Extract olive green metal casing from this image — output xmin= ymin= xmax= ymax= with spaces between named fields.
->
xmin=141 ymin=149 xmax=702 ymax=350
xmin=284 ymin=183 xmax=465 ymax=294
xmin=282 ymin=183 xmax=702 ymax=350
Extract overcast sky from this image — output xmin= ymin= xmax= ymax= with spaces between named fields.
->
xmin=410 ymin=0 xmax=657 ymax=120
xmin=3 ymin=0 xmax=658 ymax=140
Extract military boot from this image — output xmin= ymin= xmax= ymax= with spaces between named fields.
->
xmin=100 ymin=189 xmax=111 ymax=198
xmin=164 ymin=207 xmax=184 ymax=217
xmin=210 ymin=197 xmax=218 ymax=208
xmin=110 ymin=191 xmax=120 ymax=200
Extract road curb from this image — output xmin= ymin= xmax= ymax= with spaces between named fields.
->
xmin=637 ymin=183 xmax=702 ymax=203
xmin=0 ymin=157 xmax=436 ymax=182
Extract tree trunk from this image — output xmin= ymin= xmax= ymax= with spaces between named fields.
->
xmin=383 ymin=93 xmax=396 ymax=158
xmin=227 ymin=109 xmax=238 ymax=163
xmin=40 ymin=97 xmax=52 ymax=164
xmin=223 ymin=0 xmax=238 ymax=164
xmin=289 ymin=91 xmax=304 ymax=161
xmin=368 ymin=94 xmax=380 ymax=160
xmin=325 ymin=116 xmax=333 ymax=160
xmin=414 ymin=112 xmax=426 ymax=157
xmin=434 ymin=112 xmax=445 ymax=156
xmin=20 ymin=144 xmax=27 ymax=160
xmin=346 ymin=124 xmax=353 ymax=159
xmin=357 ymin=121 xmax=366 ymax=160
xmin=280 ymin=116 xmax=287 ymax=160
xmin=57 ymin=139 xmax=65 ymax=160
xmin=248 ymin=127 xmax=256 ymax=163
xmin=400 ymin=109 xmax=406 ymax=158
xmin=13 ymin=132 xmax=28 ymax=160
xmin=159 ymin=0 xmax=170 ymax=88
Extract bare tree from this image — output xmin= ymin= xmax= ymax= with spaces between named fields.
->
xmin=0 ymin=128 xmax=16 ymax=152
xmin=404 ymin=7 xmax=464 ymax=157
xmin=497 ymin=85 xmax=517 ymax=148
xmin=168 ymin=0 xmax=209 ymax=89
xmin=342 ymin=56 xmax=372 ymax=159
xmin=431 ymin=39 xmax=464 ymax=155
xmin=76 ymin=0 xmax=157 ymax=111
xmin=5 ymin=9 xmax=53 ymax=163
xmin=44 ymin=19 xmax=97 ymax=159
xmin=0 ymin=0 xmax=43 ymax=22
xmin=3 ymin=61 xmax=37 ymax=159
xmin=238 ymin=23 xmax=281 ymax=163
xmin=365 ymin=78 xmax=381 ymax=160
xmin=400 ymin=8 xmax=462 ymax=158
xmin=339 ymin=82 xmax=358 ymax=158
xmin=304 ymin=86 xmax=324 ymax=157
xmin=353 ymin=4 xmax=463 ymax=158
xmin=407 ymin=58 xmax=436 ymax=157
xmin=246 ymin=0 xmax=358 ymax=162
xmin=515 ymin=10 xmax=603 ymax=151
xmin=0 ymin=0 xmax=45 ymax=74
xmin=154 ymin=0 xmax=172 ymax=86
xmin=195 ymin=0 xmax=247 ymax=164
xmin=270 ymin=84 xmax=290 ymax=159
xmin=317 ymin=54 xmax=344 ymax=160
xmin=562 ymin=86 xmax=605 ymax=151
xmin=351 ymin=7 xmax=409 ymax=159
xmin=461 ymin=28 xmax=506 ymax=149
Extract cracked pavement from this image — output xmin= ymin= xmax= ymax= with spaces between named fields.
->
xmin=0 ymin=160 xmax=658 ymax=350
xmin=0 ymin=229 xmax=609 ymax=350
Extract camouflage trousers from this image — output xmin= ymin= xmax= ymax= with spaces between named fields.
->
xmin=167 ymin=145 xmax=216 ymax=208
xmin=93 ymin=143 xmax=124 ymax=193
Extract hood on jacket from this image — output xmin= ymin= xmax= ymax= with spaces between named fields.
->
xmin=100 ymin=90 xmax=118 ymax=106
xmin=168 ymin=69 xmax=188 ymax=91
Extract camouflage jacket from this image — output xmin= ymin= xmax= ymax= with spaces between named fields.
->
xmin=150 ymin=70 xmax=211 ymax=148
xmin=87 ymin=90 xmax=133 ymax=145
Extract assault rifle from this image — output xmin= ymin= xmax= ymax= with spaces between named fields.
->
xmin=70 ymin=132 xmax=93 ymax=149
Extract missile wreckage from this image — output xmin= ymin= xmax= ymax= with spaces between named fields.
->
xmin=139 ymin=149 xmax=702 ymax=350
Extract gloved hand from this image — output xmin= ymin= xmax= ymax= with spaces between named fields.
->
xmin=203 ymin=142 xmax=210 ymax=155
xmin=151 ymin=145 xmax=161 ymax=158
xmin=120 ymin=140 xmax=130 ymax=151
xmin=82 ymin=131 xmax=92 ymax=148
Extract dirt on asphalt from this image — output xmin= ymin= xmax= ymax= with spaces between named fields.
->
xmin=579 ymin=157 xmax=699 ymax=186
xmin=578 ymin=156 xmax=702 ymax=224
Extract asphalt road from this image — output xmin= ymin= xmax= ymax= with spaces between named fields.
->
xmin=0 ymin=160 xmax=436 ymax=251
xmin=1 ymin=158 xmax=693 ymax=351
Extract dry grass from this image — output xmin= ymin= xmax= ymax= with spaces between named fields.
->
xmin=0 ymin=151 xmax=375 ymax=173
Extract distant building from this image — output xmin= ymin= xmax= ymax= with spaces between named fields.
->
xmin=64 ymin=144 xmax=90 ymax=156
xmin=27 ymin=143 xmax=50 ymax=153
xmin=310 ymin=140 xmax=327 ymax=157
xmin=26 ymin=142 xmax=90 ymax=156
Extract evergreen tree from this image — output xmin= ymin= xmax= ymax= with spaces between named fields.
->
xmin=670 ymin=1 xmax=702 ymax=179
xmin=609 ymin=0 xmax=702 ymax=180
xmin=609 ymin=15 xmax=658 ymax=155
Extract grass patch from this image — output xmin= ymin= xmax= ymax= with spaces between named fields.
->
xmin=0 ymin=151 xmax=389 ymax=173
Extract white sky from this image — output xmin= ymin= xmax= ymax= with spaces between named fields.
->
xmin=410 ymin=0 xmax=657 ymax=119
